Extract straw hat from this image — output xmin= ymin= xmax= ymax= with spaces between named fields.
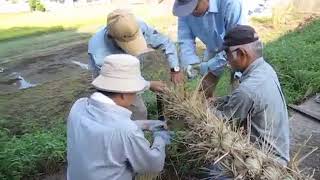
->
xmin=92 ymin=54 xmax=149 ymax=93
xmin=107 ymin=9 xmax=148 ymax=56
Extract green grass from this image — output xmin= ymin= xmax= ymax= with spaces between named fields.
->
xmin=0 ymin=29 xmax=91 ymax=62
xmin=264 ymin=18 xmax=320 ymax=103
xmin=0 ymin=124 xmax=66 ymax=179
xmin=0 ymin=10 xmax=106 ymax=42
xmin=0 ymin=6 xmax=175 ymax=43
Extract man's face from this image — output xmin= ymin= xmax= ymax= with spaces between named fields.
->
xmin=225 ymin=47 xmax=248 ymax=72
xmin=192 ymin=0 xmax=209 ymax=17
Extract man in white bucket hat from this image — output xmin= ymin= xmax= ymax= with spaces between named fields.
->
xmin=67 ymin=54 xmax=171 ymax=180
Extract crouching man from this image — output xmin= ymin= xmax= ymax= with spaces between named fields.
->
xmin=209 ymin=25 xmax=290 ymax=179
xmin=67 ymin=54 xmax=171 ymax=180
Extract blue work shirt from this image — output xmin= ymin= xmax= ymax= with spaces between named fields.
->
xmin=88 ymin=20 xmax=179 ymax=78
xmin=178 ymin=0 xmax=247 ymax=76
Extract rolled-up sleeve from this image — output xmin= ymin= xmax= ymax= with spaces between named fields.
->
xmin=224 ymin=0 xmax=248 ymax=31
xmin=124 ymin=129 xmax=166 ymax=174
xmin=218 ymin=89 xmax=254 ymax=124
xmin=177 ymin=17 xmax=200 ymax=67
xmin=140 ymin=21 xmax=179 ymax=68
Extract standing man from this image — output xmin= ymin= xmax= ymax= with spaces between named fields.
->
xmin=173 ymin=0 xmax=247 ymax=98
xmin=209 ymin=25 xmax=289 ymax=179
xmin=67 ymin=54 xmax=171 ymax=180
xmin=88 ymin=9 xmax=183 ymax=120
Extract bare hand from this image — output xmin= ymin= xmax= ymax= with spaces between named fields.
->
xmin=170 ymin=71 xmax=184 ymax=85
xmin=150 ymin=81 xmax=167 ymax=93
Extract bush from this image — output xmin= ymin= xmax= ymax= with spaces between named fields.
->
xmin=28 ymin=0 xmax=37 ymax=11
xmin=28 ymin=0 xmax=46 ymax=12
xmin=36 ymin=2 xmax=46 ymax=12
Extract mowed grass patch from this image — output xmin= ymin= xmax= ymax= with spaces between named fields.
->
xmin=0 ymin=30 xmax=91 ymax=62
xmin=0 ymin=72 xmax=92 ymax=136
xmin=0 ymin=5 xmax=175 ymax=42
xmin=0 ymin=10 xmax=106 ymax=42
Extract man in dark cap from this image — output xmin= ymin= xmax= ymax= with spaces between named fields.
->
xmin=208 ymin=25 xmax=290 ymax=179
xmin=172 ymin=0 xmax=247 ymax=98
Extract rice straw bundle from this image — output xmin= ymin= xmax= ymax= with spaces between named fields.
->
xmin=162 ymin=87 xmax=315 ymax=180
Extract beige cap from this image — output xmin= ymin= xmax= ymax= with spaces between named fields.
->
xmin=107 ymin=9 xmax=148 ymax=56
xmin=92 ymin=54 xmax=149 ymax=93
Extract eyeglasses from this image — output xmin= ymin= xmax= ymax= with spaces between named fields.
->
xmin=223 ymin=48 xmax=240 ymax=60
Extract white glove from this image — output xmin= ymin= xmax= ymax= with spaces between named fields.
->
xmin=186 ymin=64 xmax=200 ymax=79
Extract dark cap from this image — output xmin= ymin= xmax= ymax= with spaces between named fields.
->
xmin=172 ymin=0 xmax=198 ymax=17
xmin=219 ymin=25 xmax=259 ymax=51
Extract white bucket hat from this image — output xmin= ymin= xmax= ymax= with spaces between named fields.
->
xmin=92 ymin=54 xmax=149 ymax=93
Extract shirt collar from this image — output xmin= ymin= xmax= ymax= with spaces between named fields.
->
xmin=240 ymin=57 xmax=265 ymax=81
xmin=89 ymin=92 xmax=132 ymax=118
xmin=208 ymin=0 xmax=219 ymax=13
xmin=91 ymin=92 xmax=116 ymax=105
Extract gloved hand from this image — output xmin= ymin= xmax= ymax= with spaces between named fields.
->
xmin=153 ymin=130 xmax=173 ymax=145
xmin=134 ymin=120 xmax=167 ymax=132
xmin=186 ymin=64 xmax=201 ymax=79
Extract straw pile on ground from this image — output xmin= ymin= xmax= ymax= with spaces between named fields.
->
xmin=162 ymin=87 xmax=314 ymax=180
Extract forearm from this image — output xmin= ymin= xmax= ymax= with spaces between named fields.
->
xmin=201 ymin=73 xmax=219 ymax=98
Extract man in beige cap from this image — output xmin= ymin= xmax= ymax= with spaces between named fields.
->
xmin=88 ymin=9 xmax=183 ymax=120
xmin=67 ymin=54 xmax=171 ymax=180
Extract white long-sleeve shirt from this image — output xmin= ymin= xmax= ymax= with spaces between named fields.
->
xmin=67 ymin=92 xmax=166 ymax=180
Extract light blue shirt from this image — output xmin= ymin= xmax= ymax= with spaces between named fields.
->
xmin=178 ymin=0 xmax=247 ymax=76
xmin=67 ymin=92 xmax=166 ymax=180
xmin=88 ymin=20 xmax=179 ymax=77
xmin=217 ymin=58 xmax=290 ymax=164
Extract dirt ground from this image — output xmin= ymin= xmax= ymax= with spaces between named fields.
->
xmin=1 ymin=40 xmax=319 ymax=179
xmin=290 ymin=97 xmax=320 ymax=179
xmin=0 ymin=41 xmax=89 ymax=94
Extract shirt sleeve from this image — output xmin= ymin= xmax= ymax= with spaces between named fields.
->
xmin=124 ymin=129 xmax=166 ymax=174
xmin=88 ymin=53 xmax=101 ymax=78
xmin=140 ymin=21 xmax=179 ymax=68
xmin=218 ymin=88 xmax=254 ymax=125
xmin=223 ymin=0 xmax=248 ymax=32
xmin=200 ymin=52 xmax=227 ymax=76
xmin=177 ymin=17 xmax=200 ymax=67
xmin=87 ymin=27 xmax=117 ymax=78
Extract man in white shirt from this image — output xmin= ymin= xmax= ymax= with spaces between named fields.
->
xmin=67 ymin=54 xmax=171 ymax=180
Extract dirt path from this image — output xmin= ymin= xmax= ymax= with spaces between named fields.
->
xmin=290 ymin=96 xmax=320 ymax=179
